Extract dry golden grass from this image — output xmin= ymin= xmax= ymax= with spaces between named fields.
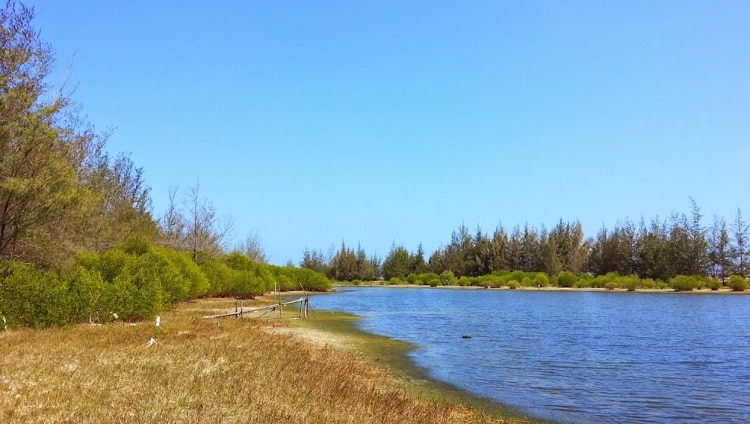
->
xmin=0 ymin=297 xmax=529 ymax=423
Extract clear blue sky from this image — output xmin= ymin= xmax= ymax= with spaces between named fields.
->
xmin=30 ymin=1 xmax=750 ymax=265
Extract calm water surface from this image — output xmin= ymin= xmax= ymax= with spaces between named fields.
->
xmin=310 ymin=287 xmax=750 ymax=423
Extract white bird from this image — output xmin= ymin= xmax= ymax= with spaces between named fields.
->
xmin=147 ymin=338 xmax=156 ymax=347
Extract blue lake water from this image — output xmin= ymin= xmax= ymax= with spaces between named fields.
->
xmin=308 ymin=287 xmax=750 ymax=423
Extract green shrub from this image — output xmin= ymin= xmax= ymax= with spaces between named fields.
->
xmin=79 ymin=243 xmax=212 ymax=319
xmin=575 ymin=278 xmax=592 ymax=288
xmin=67 ymin=267 xmax=107 ymax=323
xmin=122 ymin=235 xmax=152 ymax=256
xmin=534 ymin=273 xmax=550 ymax=287
xmin=620 ymin=275 xmax=640 ymax=291
xmin=457 ymin=276 xmax=473 ymax=287
xmin=557 ymin=271 xmax=577 ymax=288
xmin=287 ymin=267 xmax=332 ymax=292
xmin=707 ymin=279 xmax=722 ymax=291
xmin=641 ymin=278 xmax=657 ymax=289
xmin=655 ymin=280 xmax=670 ymax=289
xmin=225 ymin=251 xmax=256 ymax=271
xmin=510 ymin=270 xmax=526 ymax=283
xmin=351 ymin=279 xmax=362 ymax=286
xmin=669 ymin=275 xmax=699 ymax=291
xmin=201 ymin=260 xmax=234 ymax=296
xmin=268 ymin=267 xmax=295 ymax=291
xmin=0 ymin=264 xmax=72 ymax=328
xmin=592 ymin=272 xmax=619 ymax=288
xmin=134 ymin=251 xmax=188 ymax=304
xmin=507 ymin=280 xmax=519 ymax=289
xmin=418 ymin=273 xmax=440 ymax=286
xmin=604 ymin=282 xmax=617 ymax=290
xmin=159 ymin=247 xmax=209 ymax=298
xmin=77 ymin=249 xmax=132 ymax=283
xmin=475 ymin=275 xmax=501 ymax=288
xmin=126 ymin=270 xmax=165 ymax=320
xmin=439 ymin=271 xmax=456 ymax=286
xmin=577 ymin=272 xmax=594 ymax=284
xmin=406 ymin=273 xmax=418 ymax=284
xmin=729 ymin=275 xmax=748 ymax=291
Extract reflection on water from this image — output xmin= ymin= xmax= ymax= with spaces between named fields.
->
xmin=310 ymin=287 xmax=750 ymax=424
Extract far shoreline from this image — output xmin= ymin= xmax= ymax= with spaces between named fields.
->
xmin=329 ymin=283 xmax=750 ymax=294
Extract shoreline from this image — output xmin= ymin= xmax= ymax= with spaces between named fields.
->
xmin=275 ymin=299 xmax=552 ymax=423
xmin=331 ymin=283 xmax=750 ymax=294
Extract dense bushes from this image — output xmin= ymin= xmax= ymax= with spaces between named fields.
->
xmin=76 ymin=242 xmax=211 ymax=320
xmin=273 ymin=266 xmax=334 ymax=292
xmin=557 ymin=271 xmax=577 ymax=288
xmin=338 ymin=268 xmax=745 ymax=293
xmin=669 ymin=275 xmax=703 ymax=292
xmin=357 ymin=270 xmax=552 ymax=288
xmin=200 ymin=253 xmax=332 ymax=298
xmin=0 ymin=241 xmax=332 ymax=329
xmin=728 ymin=275 xmax=748 ymax=291
xmin=0 ymin=263 xmax=71 ymax=328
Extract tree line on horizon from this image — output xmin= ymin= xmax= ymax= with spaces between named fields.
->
xmin=301 ymin=199 xmax=749 ymax=288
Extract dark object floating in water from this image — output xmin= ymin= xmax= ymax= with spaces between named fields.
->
xmin=462 ymin=335 xmax=472 ymax=339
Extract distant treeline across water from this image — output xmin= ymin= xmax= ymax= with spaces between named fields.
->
xmin=303 ymin=201 xmax=749 ymax=290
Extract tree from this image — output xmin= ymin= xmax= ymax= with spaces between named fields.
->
xmin=486 ymin=225 xmax=509 ymax=272
xmin=551 ymin=220 xmax=587 ymax=274
xmin=588 ymin=221 xmax=638 ymax=277
xmin=708 ymin=216 xmax=731 ymax=281
xmin=589 ymin=226 xmax=621 ymax=276
xmin=159 ymin=186 xmax=186 ymax=250
xmin=518 ymin=224 xmax=541 ymax=272
xmin=731 ymin=209 xmax=749 ymax=277
xmin=354 ymin=243 xmax=377 ymax=281
xmin=81 ymin=152 xmax=155 ymax=251
xmin=686 ymin=198 xmax=709 ymax=276
xmin=0 ymin=2 xmax=157 ymax=268
xmin=368 ymin=253 xmax=382 ymax=280
xmin=637 ymin=218 xmax=670 ymax=280
xmin=175 ymin=181 xmax=229 ymax=263
xmin=539 ymin=226 xmax=562 ymax=276
xmin=427 ymin=247 xmax=445 ymax=275
xmin=300 ymin=247 xmax=329 ymax=275
xmin=411 ymin=243 xmax=429 ymax=275
xmin=381 ymin=243 xmax=412 ymax=280
xmin=0 ymin=2 xmax=77 ymax=263
xmin=329 ymin=242 xmax=357 ymax=281
xmin=506 ymin=226 xmax=523 ymax=271
xmin=0 ymin=2 xmax=151 ymax=268
xmin=237 ymin=230 xmax=268 ymax=264
xmin=450 ymin=224 xmax=477 ymax=277
xmin=473 ymin=228 xmax=494 ymax=276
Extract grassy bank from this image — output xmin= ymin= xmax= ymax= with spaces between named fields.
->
xmin=0 ymin=297 xmax=535 ymax=423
